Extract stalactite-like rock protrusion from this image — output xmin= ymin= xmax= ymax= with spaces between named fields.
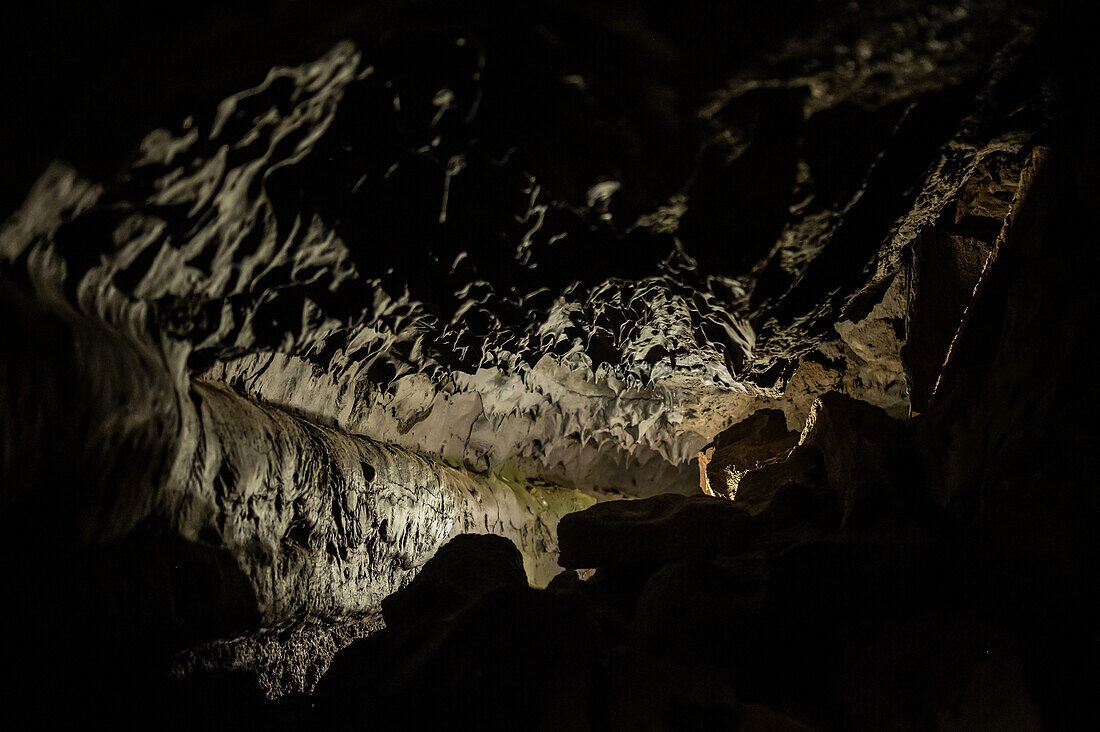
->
xmin=2 ymin=0 xmax=1052 ymax=499
xmin=2 ymin=207 xmax=591 ymax=639
xmin=176 ymin=377 xmax=591 ymax=622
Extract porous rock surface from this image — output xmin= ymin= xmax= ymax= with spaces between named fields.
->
xmin=170 ymin=615 xmax=383 ymax=699
xmin=311 ymin=387 xmax=1026 ymax=730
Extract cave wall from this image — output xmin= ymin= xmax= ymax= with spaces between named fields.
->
xmin=2 ymin=0 xmax=1090 ymax=724
xmin=2 ymin=1 xmax=1052 ymax=499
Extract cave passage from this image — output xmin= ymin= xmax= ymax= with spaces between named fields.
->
xmin=2 ymin=1 xmax=1097 ymax=729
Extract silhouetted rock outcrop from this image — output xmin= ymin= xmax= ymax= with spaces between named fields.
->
xmin=381 ymin=533 xmax=528 ymax=628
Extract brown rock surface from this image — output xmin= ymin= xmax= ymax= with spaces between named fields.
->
xmin=701 ymin=408 xmax=799 ymax=498
xmin=734 ymin=444 xmax=831 ymax=517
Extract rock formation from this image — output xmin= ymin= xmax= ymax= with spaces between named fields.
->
xmin=699 ymin=408 xmax=799 ymax=498
xmin=2 ymin=0 xmax=1096 ymax=728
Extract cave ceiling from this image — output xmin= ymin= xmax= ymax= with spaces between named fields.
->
xmin=2 ymin=0 xmax=1049 ymax=495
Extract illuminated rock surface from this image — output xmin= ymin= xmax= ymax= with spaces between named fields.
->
xmin=699 ymin=408 xmax=799 ymax=498
xmin=1 ymin=1 xmax=1096 ymax=728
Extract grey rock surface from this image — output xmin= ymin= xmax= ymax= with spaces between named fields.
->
xmin=2 ymin=0 xmax=1050 ymax=500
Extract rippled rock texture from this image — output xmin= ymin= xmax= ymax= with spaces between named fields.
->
xmin=2 ymin=0 xmax=1052 ymax=496
xmin=1 ymin=0 xmax=1091 ymax=727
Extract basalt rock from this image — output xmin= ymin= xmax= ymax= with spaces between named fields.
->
xmin=0 ymin=273 xmax=588 ymax=625
xmin=2 ymin=0 xmax=1053 ymax=500
xmin=318 ymin=440 xmax=1029 ymax=730
xmin=692 ymin=391 xmax=912 ymax=524
xmin=316 ymin=582 xmax=606 ymax=731
xmin=0 ymin=254 xmax=593 ymax=720
xmin=733 ymin=445 xmax=831 ymax=517
xmin=170 ymin=615 xmax=383 ymax=699
xmin=557 ymin=494 xmax=763 ymax=570
xmin=904 ymin=150 xmax=1025 ymax=412
xmin=556 ymin=479 xmax=843 ymax=571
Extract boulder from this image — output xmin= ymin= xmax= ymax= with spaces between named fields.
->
xmin=630 ymin=557 xmax=766 ymax=669
xmin=317 ymin=585 xmax=605 ymax=730
xmin=734 ymin=444 xmax=831 ymax=517
xmin=700 ymin=409 xmax=800 ymax=498
xmin=381 ymin=533 xmax=528 ymax=628
xmin=557 ymin=494 xmax=764 ymax=569
xmin=798 ymin=392 xmax=913 ymax=518
xmin=557 ymin=467 xmax=852 ymax=571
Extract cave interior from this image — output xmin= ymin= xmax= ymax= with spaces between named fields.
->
xmin=1 ymin=1 xmax=1097 ymax=729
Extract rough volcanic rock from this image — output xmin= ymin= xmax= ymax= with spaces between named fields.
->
xmin=914 ymin=142 xmax=1100 ymax=726
xmin=831 ymin=266 xmax=912 ymax=416
xmin=699 ymin=408 xmax=799 ymax=498
xmin=0 ymin=274 xmax=589 ymax=617
xmin=629 ymin=555 xmax=767 ymax=671
xmin=557 ymin=494 xmax=761 ymax=569
xmin=560 ymin=400 xmax=925 ymax=568
xmin=313 ymin=444 xmax=1035 ymax=730
xmin=697 ymin=391 xmax=920 ymax=525
xmin=904 ymin=150 xmax=1026 ymax=411
xmin=2 ymin=0 xmax=1052 ymax=500
xmin=0 ymin=1 xmax=1083 ymax=726
xmin=171 ymin=536 xmax=526 ymax=702
xmin=1 ymin=237 xmax=594 ymax=730
xmin=170 ymin=615 xmax=383 ymax=699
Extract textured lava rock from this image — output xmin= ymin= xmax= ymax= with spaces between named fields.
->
xmin=313 ymin=438 xmax=1037 ymax=730
xmin=2 ymin=0 xmax=1052 ymax=499
xmin=558 ymin=390 xmax=919 ymax=571
xmin=699 ymin=408 xmax=799 ymax=498
xmin=734 ymin=444 xmax=833 ymax=518
xmin=170 ymin=615 xmax=383 ymax=699
xmin=0 ymin=1 xmax=1084 ymax=726
xmin=913 ymin=143 xmax=1100 ymax=726
xmin=1 ymin=239 xmax=593 ymax=631
xmin=904 ymin=150 xmax=1025 ymax=411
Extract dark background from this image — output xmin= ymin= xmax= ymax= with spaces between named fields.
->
xmin=4 ymin=1 xmax=1088 ymax=220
